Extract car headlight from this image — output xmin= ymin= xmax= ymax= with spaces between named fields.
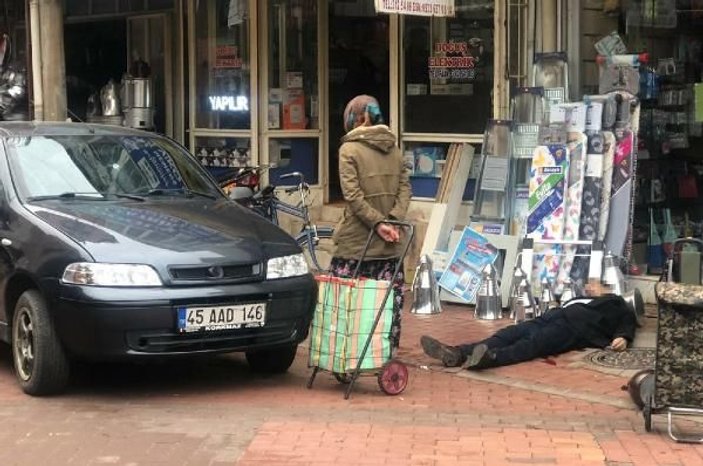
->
xmin=266 ymin=253 xmax=308 ymax=279
xmin=61 ymin=263 xmax=162 ymax=287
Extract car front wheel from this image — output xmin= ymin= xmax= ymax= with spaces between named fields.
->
xmin=245 ymin=345 xmax=298 ymax=374
xmin=12 ymin=290 xmax=70 ymax=396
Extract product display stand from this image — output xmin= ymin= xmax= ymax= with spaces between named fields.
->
xmin=470 ymin=119 xmax=514 ymax=235
xmin=570 ymin=96 xmax=612 ymax=287
xmin=439 ymin=230 xmax=520 ymax=308
xmin=519 ymin=237 xmax=604 ymax=293
xmin=509 ymin=87 xmax=546 ymax=237
xmin=599 ymin=53 xmax=646 ymax=267
xmin=532 ymin=52 xmax=569 ymax=121
xmin=524 ymin=52 xmax=574 ymax=287
xmin=553 ymin=104 xmax=588 ymax=294
xmin=526 ymin=140 xmax=570 ymax=285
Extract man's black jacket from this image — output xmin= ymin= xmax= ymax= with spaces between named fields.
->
xmin=541 ymin=295 xmax=637 ymax=348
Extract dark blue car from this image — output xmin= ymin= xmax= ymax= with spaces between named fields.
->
xmin=0 ymin=122 xmax=316 ymax=395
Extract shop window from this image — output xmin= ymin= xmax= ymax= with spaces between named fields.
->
xmin=64 ymin=0 xmax=174 ymax=16
xmin=267 ymin=0 xmax=319 ymax=130
xmin=194 ymin=0 xmax=252 ymax=130
xmin=403 ymin=141 xmax=478 ymax=200
xmin=402 ymin=0 xmax=494 ymax=134
xmin=268 ymin=138 xmax=319 ymax=185
xmin=193 ymin=136 xmax=252 ymax=182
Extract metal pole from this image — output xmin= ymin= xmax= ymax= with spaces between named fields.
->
xmin=28 ymin=0 xmax=43 ymax=120
xmin=38 ymin=0 xmax=66 ymax=121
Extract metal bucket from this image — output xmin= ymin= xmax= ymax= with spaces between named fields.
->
xmin=121 ymin=77 xmax=152 ymax=110
xmin=124 ymin=107 xmax=154 ymax=130
xmin=87 ymin=114 xmax=123 ymax=126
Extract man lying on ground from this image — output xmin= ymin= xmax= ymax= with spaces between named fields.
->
xmin=421 ymin=280 xmax=637 ymax=370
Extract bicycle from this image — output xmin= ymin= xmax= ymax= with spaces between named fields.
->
xmin=249 ymin=172 xmax=335 ymax=272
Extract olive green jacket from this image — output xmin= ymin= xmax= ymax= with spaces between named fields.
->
xmin=333 ymin=125 xmax=412 ymax=260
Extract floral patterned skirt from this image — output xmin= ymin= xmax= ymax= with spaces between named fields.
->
xmin=329 ymin=257 xmax=405 ymax=353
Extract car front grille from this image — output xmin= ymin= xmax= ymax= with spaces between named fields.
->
xmin=125 ymin=321 xmax=306 ymax=354
xmin=168 ymin=263 xmax=262 ymax=283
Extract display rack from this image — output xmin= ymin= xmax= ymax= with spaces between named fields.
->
xmin=519 ymin=238 xmax=604 ymax=290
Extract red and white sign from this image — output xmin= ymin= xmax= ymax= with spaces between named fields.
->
xmin=215 ymin=45 xmax=243 ymax=69
xmin=374 ymin=0 xmax=455 ymax=17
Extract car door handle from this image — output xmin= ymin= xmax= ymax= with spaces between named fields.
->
xmin=1 ymin=238 xmax=12 ymax=247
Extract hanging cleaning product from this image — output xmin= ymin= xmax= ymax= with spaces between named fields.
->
xmin=662 ymin=209 xmax=678 ymax=260
xmin=647 ymin=208 xmax=664 ymax=275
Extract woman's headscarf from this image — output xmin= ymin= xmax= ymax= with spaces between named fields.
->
xmin=343 ymin=94 xmax=384 ymax=132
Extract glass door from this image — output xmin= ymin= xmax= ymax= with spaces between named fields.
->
xmin=188 ymin=0 xmax=258 ymax=180
xmin=327 ymin=1 xmax=390 ymax=201
xmin=260 ymin=0 xmax=321 ymax=187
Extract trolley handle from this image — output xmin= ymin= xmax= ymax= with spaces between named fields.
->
xmin=353 ymin=220 xmax=415 ymax=280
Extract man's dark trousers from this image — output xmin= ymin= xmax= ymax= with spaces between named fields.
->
xmin=457 ymin=314 xmax=586 ymax=367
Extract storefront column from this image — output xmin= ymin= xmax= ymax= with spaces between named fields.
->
xmin=493 ymin=0 xmax=508 ymax=119
xmin=539 ymin=0 xmax=557 ymax=53
xmin=34 ymin=0 xmax=67 ymax=121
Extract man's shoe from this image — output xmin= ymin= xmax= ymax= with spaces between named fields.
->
xmin=464 ymin=344 xmax=497 ymax=370
xmin=420 ymin=335 xmax=465 ymax=367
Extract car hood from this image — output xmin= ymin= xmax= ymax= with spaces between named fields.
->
xmin=26 ymin=199 xmax=300 ymax=278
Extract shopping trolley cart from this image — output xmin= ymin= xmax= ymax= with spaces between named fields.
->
xmin=643 ymin=282 xmax=703 ymax=443
xmin=306 ymin=221 xmax=414 ymax=400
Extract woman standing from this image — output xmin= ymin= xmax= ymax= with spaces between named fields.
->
xmin=330 ymin=95 xmax=412 ymax=353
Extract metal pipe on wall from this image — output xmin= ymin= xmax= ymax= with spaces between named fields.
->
xmin=556 ymin=0 xmax=562 ymax=51
xmin=28 ymin=0 xmax=43 ymax=120
xmin=541 ymin=0 xmax=557 ymax=53
xmin=493 ymin=0 xmax=508 ymax=118
xmin=566 ymin=0 xmax=581 ymax=99
xmin=526 ymin=0 xmax=536 ymax=84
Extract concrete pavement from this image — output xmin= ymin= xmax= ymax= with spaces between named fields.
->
xmin=0 ymin=304 xmax=701 ymax=465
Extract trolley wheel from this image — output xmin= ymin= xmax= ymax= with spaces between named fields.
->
xmin=643 ymin=401 xmax=653 ymax=432
xmin=377 ymin=360 xmax=408 ymax=396
xmin=334 ymin=372 xmax=352 ymax=384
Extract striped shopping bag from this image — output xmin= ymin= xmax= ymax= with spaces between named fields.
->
xmin=308 ymin=275 xmax=394 ymax=374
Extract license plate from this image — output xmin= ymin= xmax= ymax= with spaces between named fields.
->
xmin=177 ymin=303 xmax=266 ymax=333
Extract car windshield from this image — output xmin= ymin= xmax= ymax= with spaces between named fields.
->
xmin=5 ymin=134 xmax=222 ymax=201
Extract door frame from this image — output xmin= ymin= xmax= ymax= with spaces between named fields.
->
xmin=187 ymin=0 xmax=260 ymax=165
xmin=256 ymin=0 xmax=326 ymax=197
xmin=183 ymin=1 xmax=515 ymax=203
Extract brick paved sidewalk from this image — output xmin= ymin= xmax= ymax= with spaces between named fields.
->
xmin=0 ymin=302 xmax=701 ymax=465
xmin=396 ymin=305 xmax=646 ymax=406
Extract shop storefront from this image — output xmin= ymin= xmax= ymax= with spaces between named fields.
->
xmin=60 ymin=0 xmax=182 ymax=138
xmin=185 ymin=0 xmax=523 ymax=203
xmin=22 ymin=0 xmax=527 ymax=204
xmin=575 ymin=1 xmax=703 ymax=277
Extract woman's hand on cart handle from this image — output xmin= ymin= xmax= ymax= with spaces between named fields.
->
xmin=373 ymin=220 xmax=414 ymax=232
xmin=376 ymin=223 xmax=399 ymax=243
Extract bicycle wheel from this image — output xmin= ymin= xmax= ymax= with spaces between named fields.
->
xmin=297 ymin=227 xmax=334 ymax=272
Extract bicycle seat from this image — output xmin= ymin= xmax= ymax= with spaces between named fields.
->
xmin=253 ymin=185 xmax=276 ymax=200
xmin=228 ymin=186 xmax=254 ymax=201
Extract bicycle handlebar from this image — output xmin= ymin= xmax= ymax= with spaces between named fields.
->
xmin=279 ymin=171 xmax=304 ymax=183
